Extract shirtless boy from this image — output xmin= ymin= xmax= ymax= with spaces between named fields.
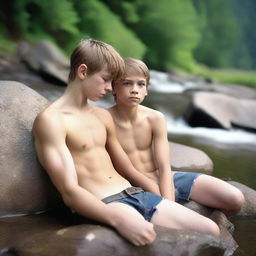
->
xmin=109 ymin=57 xmax=244 ymax=217
xmin=33 ymin=39 xmax=221 ymax=247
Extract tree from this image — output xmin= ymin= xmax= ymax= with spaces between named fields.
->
xmin=193 ymin=0 xmax=241 ymax=68
xmin=132 ymin=0 xmax=200 ymax=71
xmin=73 ymin=0 xmax=146 ymax=58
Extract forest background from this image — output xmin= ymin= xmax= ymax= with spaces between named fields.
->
xmin=1 ymin=0 xmax=256 ymax=87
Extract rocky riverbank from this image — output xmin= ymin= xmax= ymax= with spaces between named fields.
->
xmin=1 ymin=40 xmax=256 ymax=255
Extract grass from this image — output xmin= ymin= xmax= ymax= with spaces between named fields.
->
xmin=193 ymin=66 xmax=256 ymax=89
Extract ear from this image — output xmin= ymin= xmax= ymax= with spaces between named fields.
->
xmin=145 ymin=88 xmax=148 ymax=96
xmin=77 ymin=64 xmax=88 ymax=80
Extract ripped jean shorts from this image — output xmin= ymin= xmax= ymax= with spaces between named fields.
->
xmin=173 ymin=171 xmax=202 ymax=204
xmin=102 ymin=187 xmax=163 ymax=221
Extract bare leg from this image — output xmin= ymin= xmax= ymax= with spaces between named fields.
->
xmin=107 ymin=202 xmax=156 ymax=246
xmin=151 ymin=199 xmax=220 ymax=237
xmin=190 ymin=175 xmax=245 ymax=216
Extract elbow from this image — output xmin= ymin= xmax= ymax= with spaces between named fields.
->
xmin=60 ymin=186 xmax=77 ymax=209
xmin=62 ymin=195 xmax=73 ymax=209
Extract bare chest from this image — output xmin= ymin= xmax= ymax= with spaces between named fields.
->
xmin=65 ymin=114 xmax=107 ymax=152
xmin=116 ymin=120 xmax=153 ymax=153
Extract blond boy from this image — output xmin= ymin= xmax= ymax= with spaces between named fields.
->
xmin=109 ymin=57 xmax=244 ymax=217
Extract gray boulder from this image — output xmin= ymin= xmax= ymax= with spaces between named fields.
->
xmin=0 ymin=213 xmax=226 ymax=256
xmin=229 ymin=181 xmax=256 ymax=217
xmin=210 ymin=83 xmax=256 ymax=100
xmin=17 ymin=40 xmax=69 ymax=84
xmin=185 ymin=91 xmax=256 ymax=132
xmin=170 ymin=142 xmax=213 ymax=174
xmin=17 ymin=225 xmax=226 ymax=256
xmin=0 ymin=81 xmax=61 ymax=217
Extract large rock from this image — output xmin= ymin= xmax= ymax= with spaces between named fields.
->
xmin=228 ymin=181 xmax=256 ymax=217
xmin=17 ymin=40 xmax=69 ymax=85
xmin=170 ymin=142 xmax=213 ymax=174
xmin=184 ymin=82 xmax=256 ymax=100
xmin=185 ymin=91 xmax=256 ymax=132
xmin=210 ymin=83 xmax=256 ymax=100
xmin=0 ymin=213 xmax=226 ymax=256
xmin=0 ymin=81 xmax=61 ymax=217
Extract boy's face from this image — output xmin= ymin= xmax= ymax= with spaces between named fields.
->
xmin=81 ymin=66 xmax=113 ymax=101
xmin=113 ymin=71 xmax=148 ymax=106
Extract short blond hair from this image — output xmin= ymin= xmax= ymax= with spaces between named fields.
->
xmin=119 ymin=57 xmax=150 ymax=86
xmin=68 ymin=38 xmax=124 ymax=82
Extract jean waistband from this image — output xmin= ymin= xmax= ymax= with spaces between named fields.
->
xmin=102 ymin=187 xmax=143 ymax=204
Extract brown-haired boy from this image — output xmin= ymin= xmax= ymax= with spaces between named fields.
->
xmin=109 ymin=57 xmax=244 ymax=217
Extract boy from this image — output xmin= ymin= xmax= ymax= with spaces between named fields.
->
xmin=33 ymin=39 xmax=220 ymax=247
xmin=109 ymin=57 xmax=244 ymax=217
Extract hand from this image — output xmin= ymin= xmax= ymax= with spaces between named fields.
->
xmin=114 ymin=214 xmax=156 ymax=246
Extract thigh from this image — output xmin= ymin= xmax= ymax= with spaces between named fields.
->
xmin=108 ymin=202 xmax=145 ymax=220
xmin=190 ymin=174 xmax=239 ymax=208
xmin=151 ymin=199 xmax=219 ymax=236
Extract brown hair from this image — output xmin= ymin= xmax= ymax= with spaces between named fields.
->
xmin=68 ymin=38 xmax=124 ymax=82
xmin=115 ymin=57 xmax=150 ymax=86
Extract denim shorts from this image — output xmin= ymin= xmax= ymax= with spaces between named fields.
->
xmin=173 ymin=171 xmax=202 ymax=204
xmin=102 ymin=187 xmax=163 ymax=221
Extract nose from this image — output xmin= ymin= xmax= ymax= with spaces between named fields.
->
xmin=105 ymin=81 xmax=112 ymax=92
xmin=130 ymin=84 xmax=139 ymax=94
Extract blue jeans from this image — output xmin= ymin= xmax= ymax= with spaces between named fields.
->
xmin=102 ymin=187 xmax=163 ymax=221
xmin=173 ymin=171 xmax=202 ymax=204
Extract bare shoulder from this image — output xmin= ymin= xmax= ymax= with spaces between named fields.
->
xmin=139 ymin=105 xmax=165 ymax=123
xmin=32 ymin=106 xmax=65 ymax=139
xmin=93 ymin=105 xmax=115 ymax=126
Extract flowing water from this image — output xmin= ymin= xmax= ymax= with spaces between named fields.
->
xmin=147 ymin=71 xmax=256 ymax=256
xmin=31 ymin=69 xmax=256 ymax=255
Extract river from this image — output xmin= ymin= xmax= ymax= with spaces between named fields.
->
xmin=148 ymin=71 xmax=256 ymax=256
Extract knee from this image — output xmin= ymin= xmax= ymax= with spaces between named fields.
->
xmin=206 ymin=220 xmax=220 ymax=237
xmin=227 ymin=188 xmax=245 ymax=215
xmin=200 ymin=218 xmax=220 ymax=237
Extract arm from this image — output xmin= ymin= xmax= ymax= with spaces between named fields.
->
xmin=104 ymin=112 xmax=160 ymax=195
xmin=33 ymin=112 xmax=114 ymax=222
xmin=33 ymin=112 xmax=156 ymax=246
xmin=151 ymin=112 xmax=175 ymax=200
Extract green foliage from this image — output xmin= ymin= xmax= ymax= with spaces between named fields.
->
xmin=230 ymin=0 xmax=256 ymax=69
xmin=133 ymin=0 xmax=200 ymax=71
xmin=0 ymin=0 xmax=29 ymax=38
xmin=1 ymin=0 xmax=256 ymax=75
xmin=0 ymin=0 xmax=80 ymax=52
xmin=193 ymin=0 xmax=242 ymax=68
xmin=101 ymin=0 xmax=140 ymax=24
xmin=72 ymin=0 xmax=146 ymax=58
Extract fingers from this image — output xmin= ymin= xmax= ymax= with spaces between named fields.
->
xmin=131 ymin=224 xmax=156 ymax=246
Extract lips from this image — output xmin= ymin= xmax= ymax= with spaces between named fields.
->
xmin=129 ymin=96 xmax=140 ymax=101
